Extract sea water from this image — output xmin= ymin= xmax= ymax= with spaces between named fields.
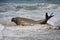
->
xmin=0 ymin=0 xmax=60 ymax=40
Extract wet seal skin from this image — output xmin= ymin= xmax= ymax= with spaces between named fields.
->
xmin=11 ymin=12 xmax=54 ymax=26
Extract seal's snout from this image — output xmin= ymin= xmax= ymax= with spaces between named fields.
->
xmin=11 ymin=18 xmax=15 ymax=22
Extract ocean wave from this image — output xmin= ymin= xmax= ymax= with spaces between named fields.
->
xmin=0 ymin=3 xmax=58 ymax=12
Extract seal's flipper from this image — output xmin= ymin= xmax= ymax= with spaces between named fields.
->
xmin=50 ymin=13 xmax=54 ymax=18
xmin=39 ymin=12 xmax=54 ymax=24
xmin=45 ymin=12 xmax=54 ymax=23
xmin=48 ymin=13 xmax=54 ymax=19
xmin=46 ymin=12 xmax=49 ymax=19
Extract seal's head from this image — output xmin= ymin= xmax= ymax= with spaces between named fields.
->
xmin=11 ymin=18 xmax=16 ymax=22
xmin=11 ymin=17 xmax=21 ymax=25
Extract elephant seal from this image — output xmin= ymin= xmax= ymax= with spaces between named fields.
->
xmin=11 ymin=17 xmax=38 ymax=26
xmin=11 ymin=13 xmax=54 ymax=26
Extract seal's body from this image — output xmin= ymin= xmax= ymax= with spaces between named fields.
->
xmin=11 ymin=17 xmax=38 ymax=26
xmin=11 ymin=13 xmax=54 ymax=26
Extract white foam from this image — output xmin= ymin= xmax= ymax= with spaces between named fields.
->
xmin=0 ymin=24 xmax=4 ymax=31
xmin=0 ymin=24 xmax=4 ymax=39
